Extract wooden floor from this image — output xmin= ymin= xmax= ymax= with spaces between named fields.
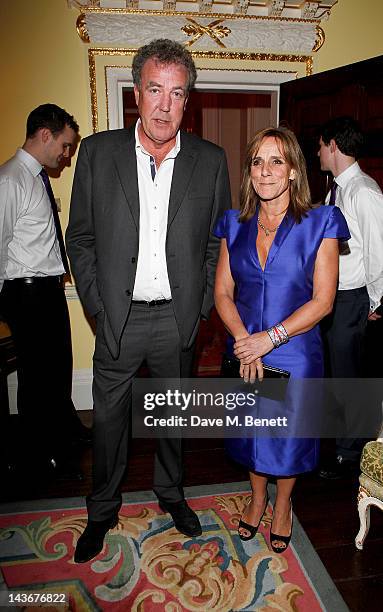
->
xmin=2 ymin=411 xmax=383 ymax=612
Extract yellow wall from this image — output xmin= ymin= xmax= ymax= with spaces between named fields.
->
xmin=316 ymin=0 xmax=383 ymax=73
xmin=1 ymin=0 xmax=382 ymax=370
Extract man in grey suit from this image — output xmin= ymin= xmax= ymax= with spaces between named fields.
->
xmin=66 ymin=39 xmax=231 ymax=563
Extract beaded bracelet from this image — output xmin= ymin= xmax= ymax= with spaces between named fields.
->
xmin=266 ymin=323 xmax=289 ymax=348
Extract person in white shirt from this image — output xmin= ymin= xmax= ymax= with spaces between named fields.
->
xmin=0 ymin=104 xmax=89 ymax=479
xmin=317 ymin=116 xmax=383 ymax=478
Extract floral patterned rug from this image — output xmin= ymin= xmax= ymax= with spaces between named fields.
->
xmin=0 ymin=484 xmax=347 ymax=611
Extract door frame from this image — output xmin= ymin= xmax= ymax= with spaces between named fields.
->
xmin=106 ymin=66 xmax=297 ymax=131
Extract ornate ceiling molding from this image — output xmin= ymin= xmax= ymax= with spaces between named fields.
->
xmin=68 ymin=1 xmax=337 ymax=21
xmin=69 ymin=1 xmax=336 ymax=53
xmin=74 ymin=11 xmax=332 ymax=55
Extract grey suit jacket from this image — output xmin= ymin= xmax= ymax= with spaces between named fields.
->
xmin=66 ymin=126 xmax=231 ymax=358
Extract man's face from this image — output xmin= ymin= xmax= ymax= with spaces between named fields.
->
xmin=318 ymin=136 xmax=333 ymax=172
xmin=43 ymin=125 xmax=77 ymax=169
xmin=134 ymin=58 xmax=188 ymax=149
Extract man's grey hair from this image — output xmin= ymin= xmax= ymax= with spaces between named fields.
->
xmin=132 ymin=39 xmax=197 ymax=94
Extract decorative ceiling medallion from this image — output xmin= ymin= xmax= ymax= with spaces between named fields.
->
xmin=182 ymin=18 xmax=231 ymax=48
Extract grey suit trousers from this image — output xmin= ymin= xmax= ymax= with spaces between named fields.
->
xmin=87 ymin=301 xmax=194 ymax=521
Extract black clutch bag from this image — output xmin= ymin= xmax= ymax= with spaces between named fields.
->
xmin=221 ymin=354 xmax=290 ymax=379
xmin=221 ymin=354 xmax=290 ymax=400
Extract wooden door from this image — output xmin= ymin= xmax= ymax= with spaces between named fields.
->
xmin=279 ymin=54 xmax=383 ymax=203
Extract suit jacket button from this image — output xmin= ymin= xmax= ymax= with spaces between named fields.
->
xmin=126 ymin=289 xmax=131 ymax=295
xmin=131 ymin=257 xmax=136 ymax=263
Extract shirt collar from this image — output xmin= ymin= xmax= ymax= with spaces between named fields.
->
xmin=335 ymin=161 xmax=360 ymax=189
xmin=134 ymin=119 xmax=181 ymax=160
xmin=16 ymin=148 xmax=43 ymax=178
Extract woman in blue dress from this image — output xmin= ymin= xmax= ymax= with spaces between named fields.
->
xmin=214 ymin=127 xmax=350 ymax=553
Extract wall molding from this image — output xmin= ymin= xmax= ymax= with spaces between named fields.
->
xmin=105 ymin=65 xmax=290 ymax=130
xmin=89 ymin=47 xmax=307 ymax=132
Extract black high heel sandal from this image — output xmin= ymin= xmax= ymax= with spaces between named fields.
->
xmin=270 ymin=503 xmax=293 ymax=554
xmin=238 ymin=494 xmax=269 ymax=541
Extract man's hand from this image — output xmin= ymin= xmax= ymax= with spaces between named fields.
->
xmin=368 ymin=303 xmax=383 ymax=321
xmin=368 ymin=311 xmax=382 ymax=321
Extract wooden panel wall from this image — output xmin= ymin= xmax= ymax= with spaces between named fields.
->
xmin=280 ymin=55 xmax=383 ymax=202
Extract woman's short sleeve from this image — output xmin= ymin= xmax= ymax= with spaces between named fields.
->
xmin=323 ymin=206 xmax=351 ymax=241
xmin=213 ymin=210 xmax=229 ymax=239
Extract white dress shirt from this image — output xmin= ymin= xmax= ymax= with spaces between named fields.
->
xmin=133 ymin=121 xmax=180 ymax=301
xmin=326 ymin=162 xmax=383 ymax=311
xmin=0 ymin=148 xmax=65 ymax=291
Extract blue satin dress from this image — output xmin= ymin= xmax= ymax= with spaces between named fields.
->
xmin=215 ymin=205 xmax=350 ymax=476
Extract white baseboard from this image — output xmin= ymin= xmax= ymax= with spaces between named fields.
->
xmin=6 ymin=369 xmax=93 ymax=414
xmin=7 ymin=372 xmax=18 ymax=414
xmin=72 ymin=369 xmax=94 ymax=410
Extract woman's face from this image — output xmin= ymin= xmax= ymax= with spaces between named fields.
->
xmin=250 ymin=136 xmax=295 ymax=205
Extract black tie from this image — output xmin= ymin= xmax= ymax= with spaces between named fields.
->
xmin=40 ymin=168 xmax=69 ymax=273
xmin=328 ymin=180 xmax=338 ymax=206
xmin=150 ymin=156 xmax=156 ymax=181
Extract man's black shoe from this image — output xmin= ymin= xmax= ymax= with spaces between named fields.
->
xmin=318 ymin=455 xmax=359 ymax=480
xmin=72 ymin=424 xmax=92 ymax=446
xmin=0 ymin=460 xmax=15 ymax=481
xmin=159 ymin=499 xmax=202 ymax=537
xmin=20 ymin=456 xmax=83 ymax=482
xmin=50 ymin=457 xmax=84 ymax=481
xmin=74 ymin=516 xmax=119 ymax=563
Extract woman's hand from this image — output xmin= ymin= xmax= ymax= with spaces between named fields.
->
xmin=234 ymin=331 xmax=274 ymax=364
xmin=240 ymin=358 xmax=264 ymax=383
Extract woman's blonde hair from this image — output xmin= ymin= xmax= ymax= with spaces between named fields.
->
xmin=239 ymin=126 xmax=312 ymax=223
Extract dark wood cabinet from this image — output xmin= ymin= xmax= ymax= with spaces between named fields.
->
xmin=280 ymin=54 xmax=383 ymax=202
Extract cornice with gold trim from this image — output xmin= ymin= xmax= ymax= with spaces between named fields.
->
xmin=68 ymin=0 xmax=338 ymax=21
xmin=76 ymin=13 xmax=90 ymax=42
xmin=313 ymin=25 xmax=325 ymax=52
xmin=78 ymin=16 xmax=323 ymax=50
xmin=81 ymin=6 xmax=320 ymax=23
xmin=79 ymin=8 xmax=322 ymax=56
